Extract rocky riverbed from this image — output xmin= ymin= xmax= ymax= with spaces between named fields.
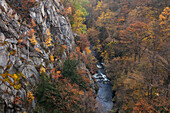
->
xmin=94 ymin=63 xmax=113 ymax=113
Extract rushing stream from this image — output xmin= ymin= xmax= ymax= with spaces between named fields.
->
xmin=93 ymin=63 xmax=113 ymax=113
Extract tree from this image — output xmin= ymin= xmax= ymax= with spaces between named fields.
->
xmin=96 ymin=9 xmax=116 ymax=41
xmin=62 ymin=0 xmax=89 ymax=35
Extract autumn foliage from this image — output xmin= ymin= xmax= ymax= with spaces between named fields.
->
xmin=83 ymin=0 xmax=169 ymax=112
xmin=35 ymin=67 xmax=96 ymax=112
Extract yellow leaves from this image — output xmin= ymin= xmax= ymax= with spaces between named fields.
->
xmin=72 ymin=10 xmax=87 ymax=35
xmin=106 ymin=40 xmax=114 ymax=47
xmin=95 ymin=0 xmax=107 ymax=12
xmin=95 ymin=1 xmax=103 ymax=11
xmin=9 ymin=51 xmax=15 ymax=56
xmin=29 ymin=36 xmax=37 ymax=45
xmin=85 ymin=47 xmax=91 ymax=55
xmin=13 ymin=74 xmax=18 ymax=80
xmin=97 ymin=12 xmax=105 ymax=27
xmin=45 ymin=38 xmax=52 ymax=47
xmin=45 ymin=28 xmax=52 ymax=47
xmin=50 ymin=54 xmax=54 ymax=62
xmin=0 ymin=73 xmax=25 ymax=90
xmin=57 ymin=71 xmax=61 ymax=74
xmin=40 ymin=66 xmax=46 ymax=74
xmin=35 ymin=48 xmax=41 ymax=52
xmin=101 ymin=50 xmax=108 ymax=62
xmin=159 ymin=14 xmax=166 ymax=21
xmin=79 ymin=90 xmax=84 ymax=95
xmin=163 ymin=7 xmax=170 ymax=12
xmin=27 ymin=91 xmax=34 ymax=103
xmin=96 ymin=9 xmax=115 ymax=29
xmin=28 ymin=28 xmax=53 ymax=48
xmin=27 ymin=29 xmax=38 ymax=46
xmin=28 ymin=29 xmax=37 ymax=45
xmin=14 ymin=84 xmax=21 ymax=90
xmin=142 ymin=37 xmax=148 ymax=42
xmin=159 ymin=7 xmax=170 ymax=26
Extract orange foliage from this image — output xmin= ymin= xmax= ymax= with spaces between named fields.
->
xmin=70 ymin=51 xmax=79 ymax=59
xmin=20 ymin=0 xmax=37 ymax=11
xmin=133 ymin=99 xmax=155 ymax=113
xmin=79 ymin=91 xmax=96 ymax=113
xmin=76 ymin=35 xmax=90 ymax=52
xmin=133 ymin=97 xmax=170 ymax=113
xmin=50 ymin=68 xmax=62 ymax=81
xmin=82 ymin=75 xmax=91 ymax=84
xmin=76 ymin=47 xmax=81 ymax=52
xmin=59 ymin=79 xmax=80 ymax=110
xmin=14 ymin=96 xmax=22 ymax=105
xmin=62 ymin=7 xmax=72 ymax=16
xmin=17 ymin=39 xmax=27 ymax=44
xmin=27 ymin=29 xmax=36 ymax=37
xmin=29 ymin=19 xmax=37 ymax=28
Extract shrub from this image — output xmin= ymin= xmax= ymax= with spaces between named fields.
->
xmin=35 ymin=73 xmax=95 ymax=113
xmin=62 ymin=58 xmax=87 ymax=89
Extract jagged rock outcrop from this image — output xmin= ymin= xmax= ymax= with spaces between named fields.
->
xmin=0 ymin=0 xmax=75 ymax=112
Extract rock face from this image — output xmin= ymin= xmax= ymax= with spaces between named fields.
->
xmin=0 ymin=0 xmax=75 ymax=112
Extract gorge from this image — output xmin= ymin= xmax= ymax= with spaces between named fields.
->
xmin=0 ymin=0 xmax=169 ymax=113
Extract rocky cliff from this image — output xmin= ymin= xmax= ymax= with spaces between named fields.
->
xmin=0 ymin=0 xmax=75 ymax=112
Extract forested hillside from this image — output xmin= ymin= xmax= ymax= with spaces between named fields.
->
xmin=85 ymin=0 xmax=169 ymax=112
xmin=63 ymin=0 xmax=169 ymax=112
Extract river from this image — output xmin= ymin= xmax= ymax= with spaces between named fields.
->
xmin=93 ymin=62 xmax=113 ymax=113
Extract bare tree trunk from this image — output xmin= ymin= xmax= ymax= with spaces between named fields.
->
xmin=138 ymin=53 xmax=140 ymax=64
xmin=150 ymin=42 xmax=156 ymax=99
xmin=147 ymin=85 xmax=150 ymax=99
xmin=134 ymin=51 xmax=137 ymax=62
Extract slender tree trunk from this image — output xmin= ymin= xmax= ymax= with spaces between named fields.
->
xmin=106 ymin=28 xmax=111 ymax=39
xmin=150 ymin=74 xmax=153 ymax=99
xmin=150 ymin=42 xmax=156 ymax=99
xmin=138 ymin=41 xmax=141 ymax=64
xmin=138 ymin=52 xmax=140 ymax=64
xmin=134 ymin=51 xmax=137 ymax=62
xmin=147 ymin=85 xmax=150 ymax=99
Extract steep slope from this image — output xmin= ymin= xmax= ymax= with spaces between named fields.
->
xmin=0 ymin=0 xmax=75 ymax=112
